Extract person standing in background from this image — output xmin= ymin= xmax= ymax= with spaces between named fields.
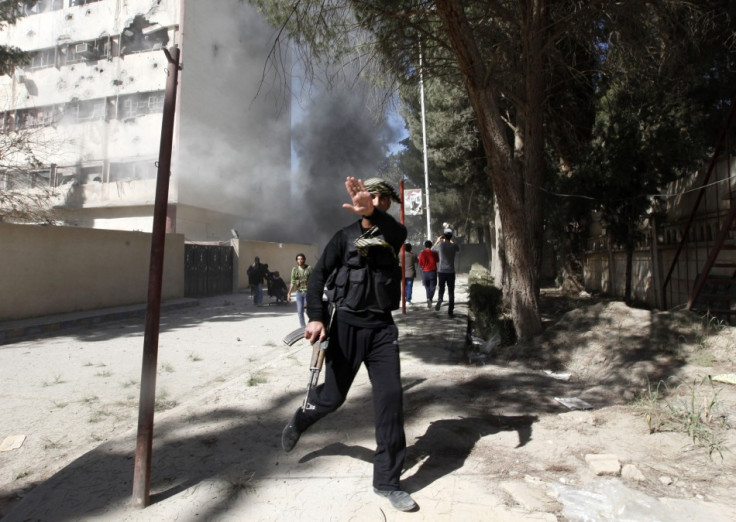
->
xmin=432 ymin=228 xmax=460 ymax=317
xmin=247 ymin=256 xmax=267 ymax=306
xmin=287 ymin=252 xmax=312 ymax=328
xmin=403 ymin=243 xmax=418 ymax=305
xmin=418 ymin=240 xmax=439 ymax=309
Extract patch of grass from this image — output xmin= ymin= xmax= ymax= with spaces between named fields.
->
xmin=159 ymin=363 xmax=175 ymax=374
xmin=42 ymin=374 xmax=65 ymax=387
xmin=52 ymin=400 xmax=68 ymax=409
xmin=89 ymin=408 xmax=113 ymax=423
xmin=95 ymin=369 xmax=113 ymax=378
xmin=83 ymin=361 xmax=94 ymax=367
xmin=248 ymin=372 xmax=267 ymax=386
xmin=43 ymin=437 xmax=65 ymax=450
xmin=15 ymin=471 xmax=30 ymax=480
xmin=702 ymin=311 xmax=728 ymax=336
xmin=187 ymin=352 xmax=202 ymax=362
xmin=154 ymin=390 xmax=176 ymax=411
xmin=96 ymin=363 xmax=107 ymax=368
xmin=636 ymin=376 xmax=729 ymax=459
xmin=121 ymin=379 xmax=137 ymax=388
xmin=226 ymin=471 xmax=257 ymax=494
xmin=264 ymin=341 xmax=277 ymax=347
xmin=81 ymin=395 xmax=99 ymax=404
xmin=115 ymin=397 xmax=138 ymax=408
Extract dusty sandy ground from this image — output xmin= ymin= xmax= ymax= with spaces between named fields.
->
xmin=1 ymin=280 xmax=735 ymax=521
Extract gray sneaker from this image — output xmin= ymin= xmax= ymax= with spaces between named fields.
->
xmin=373 ymin=488 xmax=418 ymax=511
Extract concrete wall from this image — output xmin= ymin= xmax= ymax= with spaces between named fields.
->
xmin=233 ymin=239 xmax=320 ymax=293
xmin=0 ymin=222 xmax=184 ymax=321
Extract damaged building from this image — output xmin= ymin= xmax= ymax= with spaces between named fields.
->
xmin=0 ymin=0 xmax=292 ymax=241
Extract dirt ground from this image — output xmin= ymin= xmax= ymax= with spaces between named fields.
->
xmin=1 ymin=281 xmax=735 ymax=520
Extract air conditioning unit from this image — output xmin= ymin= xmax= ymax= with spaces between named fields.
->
xmin=75 ymin=42 xmax=97 ymax=60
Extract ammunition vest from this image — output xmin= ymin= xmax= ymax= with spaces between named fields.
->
xmin=327 ymin=221 xmax=401 ymax=312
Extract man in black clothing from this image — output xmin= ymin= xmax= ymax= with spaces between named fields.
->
xmin=281 ymin=176 xmax=417 ymax=512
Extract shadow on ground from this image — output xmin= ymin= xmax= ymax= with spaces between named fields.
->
xmin=2 ymin=287 xmax=709 ymax=520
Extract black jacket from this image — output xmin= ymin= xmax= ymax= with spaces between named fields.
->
xmin=307 ymin=207 xmax=407 ymax=326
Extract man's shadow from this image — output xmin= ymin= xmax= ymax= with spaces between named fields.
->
xmin=298 ymin=414 xmax=537 ymax=493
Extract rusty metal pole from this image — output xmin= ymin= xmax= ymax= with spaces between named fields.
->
xmin=400 ymin=179 xmax=406 ymax=314
xmin=132 ymin=45 xmax=181 ymax=508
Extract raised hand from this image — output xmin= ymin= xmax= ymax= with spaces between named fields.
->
xmin=342 ymin=176 xmax=374 ymax=216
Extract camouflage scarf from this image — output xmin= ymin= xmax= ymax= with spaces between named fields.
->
xmin=354 ymin=225 xmax=396 ymax=259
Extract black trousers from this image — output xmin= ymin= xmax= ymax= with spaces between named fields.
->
xmin=437 ymin=272 xmax=456 ymax=312
xmin=293 ymin=320 xmax=406 ymax=490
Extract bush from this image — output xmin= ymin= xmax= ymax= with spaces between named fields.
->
xmin=467 ymin=264 xmax=516 ymax=345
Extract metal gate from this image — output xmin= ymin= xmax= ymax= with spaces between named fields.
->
xmin=184 ymin=244 xmax=234 ymax=297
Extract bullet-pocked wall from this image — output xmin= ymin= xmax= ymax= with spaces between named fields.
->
xmin=0 ymin=0 xmax=293 ymax=243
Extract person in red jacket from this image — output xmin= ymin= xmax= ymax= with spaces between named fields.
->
xmin=418 ymin=240 xmax=439 ymax=309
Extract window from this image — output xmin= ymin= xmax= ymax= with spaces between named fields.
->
xmin=23 ymin=0 xmax=63 ymax=16
xmin=30 ymin=48 xmax=56 ymax=69
xmin=15 ymin=106 xmax=60 ymax=129
xmin=118 ymin=91 xmax=165 ymax=120
xmin=69 ymin=0 xmax=101 ymax=7
xmin=63 ymin=43 xmax=83 ymax=64
xmin=148 ymin=94 xmax=164 ymax=113
xmin=79 ymin=164 xmax=103 ymax=183
xmin=0 ymin=112 xmax=14 ymax=132
xmin=121 ymin=20 xmax=170 ymax=56
xmin=71 ymin=99 xmax=106 ymax=122
xmin=109 ymin=160 xmax=156 ymax=182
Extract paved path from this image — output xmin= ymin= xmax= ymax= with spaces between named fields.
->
xmin=3 ymin=278 xmax=733 ymax=521
xmin=2 ymin=277 xmax=551 ymax=521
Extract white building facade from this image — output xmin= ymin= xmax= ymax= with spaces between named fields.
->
xmin=0 ymin=0 xmax=291 ymax=241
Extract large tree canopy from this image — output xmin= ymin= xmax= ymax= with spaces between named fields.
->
xmin=398 ymin=74 xmax=492 ymax=244
xmin=247 ymin=0 xmax=735 ymax=341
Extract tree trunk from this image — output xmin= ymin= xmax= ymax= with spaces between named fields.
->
xmin=436 ymin=0 xmax=542 ymax=340
xmin=625 ymin=244 xmax=633 ymax=304
xmin=491 ymin=195 xmax=509 ymax=293
xmin=483 ymin=219 xmax=494 ymax=270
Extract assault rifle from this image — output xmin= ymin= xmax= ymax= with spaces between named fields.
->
xmin=282 ymin=302 xmax=334 ymax=412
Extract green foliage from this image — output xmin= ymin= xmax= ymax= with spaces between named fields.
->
xmin=585 ymin=1 xmax=734 ymax=248
xmin=396 ymin=75 xmax=492 ymax=240
xmin=638 ymin=376 xmax=729 ymax=459
xmin=246 ymin=0 xmax=735 ymax=339
xmin=0 ymin=1 xmax=31 ymax=75
xmin=546 ymin=0 xmax=736 ymax=287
